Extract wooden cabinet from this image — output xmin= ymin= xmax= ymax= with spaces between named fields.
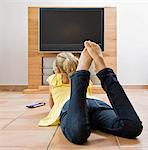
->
xmin=24 ymin=7 xmax=117 ymax=94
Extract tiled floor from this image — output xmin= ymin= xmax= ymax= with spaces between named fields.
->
xmin=0 ymin=90 xmax=148 ymax=150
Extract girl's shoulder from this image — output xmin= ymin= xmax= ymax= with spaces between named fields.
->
xmin=46 ymin=73 xmax=93 ymax=87
xmin=46 ymin=73 xmax=63 ymax=86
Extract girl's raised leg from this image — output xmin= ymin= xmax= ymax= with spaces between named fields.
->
xmin=85 ymin=41 xmax=143 ymax=138
xmin=60 ymin=48 xmax=93 ymax=144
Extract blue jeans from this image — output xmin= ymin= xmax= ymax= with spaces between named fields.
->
xmin=60 ymin=68 xmax=143 ymax=144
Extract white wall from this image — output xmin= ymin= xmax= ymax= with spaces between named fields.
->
xmin=0 ymin=0 xmax=148 ymax=85
xmin=0 ymin=1 xmax=28 ymax=85
xmin=117 ymin=3 xmax=148 ymax=85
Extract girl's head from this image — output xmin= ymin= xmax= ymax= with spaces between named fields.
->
xmin=53 ymin=52 xmax=79 ymax=77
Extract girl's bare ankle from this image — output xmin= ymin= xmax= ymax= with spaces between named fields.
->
xmin=94 ymin=57 xmax=106 ymax=73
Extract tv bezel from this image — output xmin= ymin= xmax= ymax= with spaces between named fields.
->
xmin=38 ymin=7 xmax=104 ymax=53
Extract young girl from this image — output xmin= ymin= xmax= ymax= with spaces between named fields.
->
xmin=39 ymin=51 xmax=93 ymax=126
xmin=39 ymin=40 xmax=143 ymax=145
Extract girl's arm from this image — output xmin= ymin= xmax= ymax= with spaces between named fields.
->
xmin=49 ymin=85 xmax=54 ymax=109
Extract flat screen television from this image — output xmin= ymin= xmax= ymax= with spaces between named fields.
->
xmin=39 ymin=8 xmax=104 ymax=52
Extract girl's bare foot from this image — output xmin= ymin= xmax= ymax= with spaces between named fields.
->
xmin=76 ymin=48 xmax=93 ymax=71
xmin=84 ymin=40 xmax=106 ymax=72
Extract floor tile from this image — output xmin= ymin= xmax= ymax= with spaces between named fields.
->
xmin=117 ymin=130 xmax=148 ymax=147
xmin=120 ymin=147 xmax=148 ymax=150
xmin=0 ymin=111 xmax=24 ymax=119
xmin=0 ymin=129 xmax=56 ymax=148
xmin=50 ymin=146 xmax=120 ymax=150
xmin=20 ymin=107 xmax=49 ymax=120
xmin=4 ymin=118 xmax=53 ymax=130
xmin=0 ymin=119 xmax=13 ymax=129
xmin=0 ymin=148 xmax=44 ymax=150
xmin=49 ymin=127 xmax=119 ymax=149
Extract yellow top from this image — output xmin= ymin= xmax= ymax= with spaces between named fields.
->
xmin=38 ymin=73 xmax=93 ymax=126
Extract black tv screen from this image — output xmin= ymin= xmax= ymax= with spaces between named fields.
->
xmin=40 ymin=8 xmax=104 ymax=52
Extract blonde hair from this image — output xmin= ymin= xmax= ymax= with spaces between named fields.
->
xmin=53 ymin=52 xmax=79 ymax=78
